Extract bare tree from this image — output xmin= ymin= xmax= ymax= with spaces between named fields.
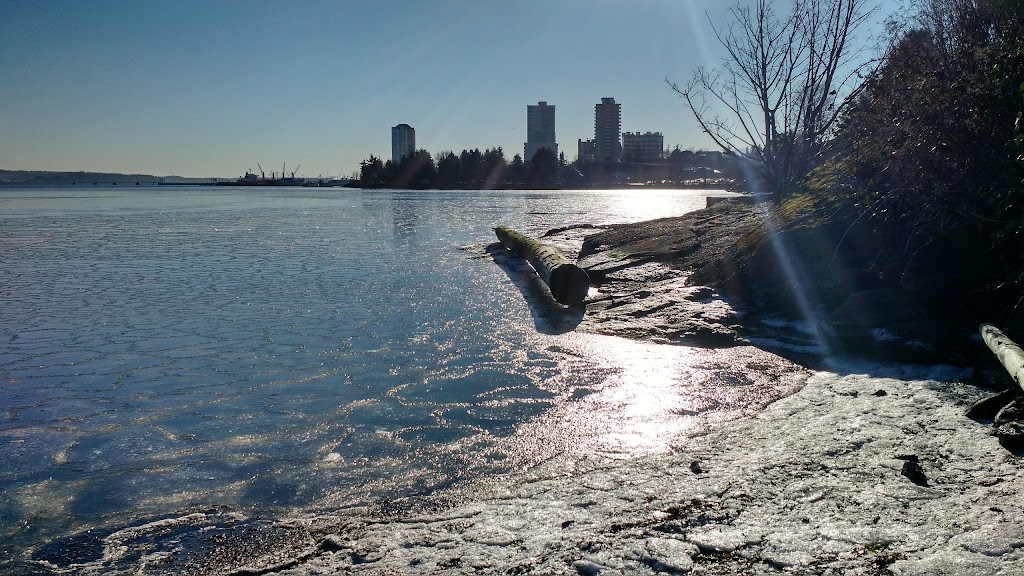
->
xmin=669 ymin=0 xmax=874 ymax=202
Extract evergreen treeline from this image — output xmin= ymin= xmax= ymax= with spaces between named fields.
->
xmin=0 ymin=170 xmax=166 ymax=184
xmin=358 ymin=147 xmax=744 ymax=189
xmin=359 ymin=147 xmax=543 ymax=189
xmin=0 ymin=170 xmax=225 ymax=184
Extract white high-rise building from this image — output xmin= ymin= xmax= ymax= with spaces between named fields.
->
xmin=594 ymin=97 xmax=621 ymax=164
xmin=524 ymin=101 xmax=557 ymax=163
xmin=391 ymin=124 xmax=415 ymax=164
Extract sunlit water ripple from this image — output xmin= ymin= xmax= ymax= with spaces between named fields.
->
xmin=0 ymin=186 xmax=765 ymax=571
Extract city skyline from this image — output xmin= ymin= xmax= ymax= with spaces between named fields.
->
xmin=1 ymin=1 xmax=898 ymax=178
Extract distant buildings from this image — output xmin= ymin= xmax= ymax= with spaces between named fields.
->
xmin=577 ymin=139 xmax=596 ymax=163
xmin=391 ymin=123 xmax=415 ymax=164
xmin=594 ymin=97 xmax=622 ymax=164
xmin=524 ymin=101 xmax=557 ymax=163
xmin=622 ymin=132 xmax=664 ymax=163
xmin=382 ymin=96 xmax=690 ymax=184
xmin=696 ymin=150 xmax=726 ymax=172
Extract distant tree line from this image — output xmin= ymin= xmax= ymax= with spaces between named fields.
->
xmin=358 ymin=147 xmax=747 ymax=189
xmin=359 ymin=147 xmax=572 ymax=189
xmin=0 ymin=170 xmax=168 ymax=184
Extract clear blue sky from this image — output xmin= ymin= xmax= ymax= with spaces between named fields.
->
xmin=0 ymin=1 xmax=900 ymax=178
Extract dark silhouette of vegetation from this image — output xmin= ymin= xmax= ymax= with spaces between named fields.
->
xmin=710 ymin=0 xmax=1024 ymax=340
xmin=358 ymin=155 xmax=386 ymax=186
xmin=528 ymin=147 xmax=560 ymax=186
xmin=361 ymin=147 xmax=514 ymax=189
xmin=507 ymin=153 xmax=526 ymax=185
xmin=359 ymin=146 xmax=745 ymax=190
xmin=0 ymin=170 xmax=217 ymax=185
xmin=822 ymin=0 xmax=1024 ymax=315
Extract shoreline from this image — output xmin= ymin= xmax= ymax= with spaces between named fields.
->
xmin=25 ymin=201 xmax=1024 ymax=575
xmin=271 ymin=207 xmax=1021 ymax=574
xmin=47 ymin=357 xmax=1021 ymax=575
xmin=273 ymin=361 xmax=1019 ymax=575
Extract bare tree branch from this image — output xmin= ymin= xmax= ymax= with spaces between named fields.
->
xmin=669 ymin=0 xmax=877 ymax=202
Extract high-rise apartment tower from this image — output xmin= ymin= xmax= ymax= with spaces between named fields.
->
xmin=594 ymin=97 xmax=621 ymax=164
xmin=391 ymin=124 xmax=416 ymax=164
xmin=524 ymin=101 xmax=557 ymax=163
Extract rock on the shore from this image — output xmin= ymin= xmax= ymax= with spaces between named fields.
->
xmin=561 ymin=199 xmax=985 ymax=364
xmin=537 ymin=201 xmax=763 ymax=348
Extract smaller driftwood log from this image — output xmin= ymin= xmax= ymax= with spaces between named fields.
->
xmin=494 ymin=226 xmax=590 ymax=306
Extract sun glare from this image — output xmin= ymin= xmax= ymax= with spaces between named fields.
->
xmin=503 ymin=334 xmax=799 ymax=463
xmin=601 ymin=188 xmax=723 ymax=223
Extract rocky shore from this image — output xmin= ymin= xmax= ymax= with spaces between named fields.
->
xmin=564 ymin=199 xmax=984 ymax=365
xmin=278 ymin=202 xmax=1022 ymax=575
xmin=51 ymin=201 xmax=1024 ymax=575
xmin=84 ymin=361 xmax=1021 ymax=575
xmin=266 ymin=362 xmax=1020 ymax=576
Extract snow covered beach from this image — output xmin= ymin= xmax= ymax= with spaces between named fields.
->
xmin=325 ymin=363 xmax=1018 ymax=575
xmin=165 ymin=358 xmax=1024 ymax=575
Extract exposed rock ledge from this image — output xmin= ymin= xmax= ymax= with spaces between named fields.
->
xmin=532 ymin=201 xmax=810 ymax=356
xmin=568 ymin=202 xmax=760 ymax=349
xmin=541 ymin=199 xmax=989 ymax=366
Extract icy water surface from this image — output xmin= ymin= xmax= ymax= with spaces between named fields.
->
xmin=0 ymin=186 xmax=771 ymax=572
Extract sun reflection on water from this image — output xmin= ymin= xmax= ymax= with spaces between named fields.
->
xmin=595 ymin=188 xmax=739 ymax=224
xmin=502 ymin=333 xmax=805 ymax=464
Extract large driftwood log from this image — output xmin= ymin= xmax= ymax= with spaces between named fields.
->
xmin=980 ymin=323 xmax=1024 ymax=391
xmin=494 ymin=226 xmax=590 ymax=306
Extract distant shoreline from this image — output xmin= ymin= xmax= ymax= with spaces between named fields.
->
xmin=0 ymin=182 xmax=736 ymax=192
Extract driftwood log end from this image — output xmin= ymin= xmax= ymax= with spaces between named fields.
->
xmin=981 ymin=323 xmax=1024 ymax=391
xmin=494 ymin=226 xmax=590 ymax=306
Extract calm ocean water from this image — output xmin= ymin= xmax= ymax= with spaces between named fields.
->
xmin=0 ymin=185 xmax=743 ymax=571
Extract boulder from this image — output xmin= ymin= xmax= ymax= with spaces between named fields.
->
xmin=994 ymin=397 xmax=1024 ymax=450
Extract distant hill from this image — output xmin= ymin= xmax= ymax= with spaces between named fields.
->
xmin=0 ymin=170 xmax=226 ymax=185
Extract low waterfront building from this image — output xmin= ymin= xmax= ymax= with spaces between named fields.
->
xmin=622 ymin=132 xmax=664 ymax=163
xmin=577 ymin=139 xmax=596 ymax=163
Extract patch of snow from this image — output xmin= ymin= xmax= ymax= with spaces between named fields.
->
xmin=759 ymin=317 xmax=818 ymax=336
